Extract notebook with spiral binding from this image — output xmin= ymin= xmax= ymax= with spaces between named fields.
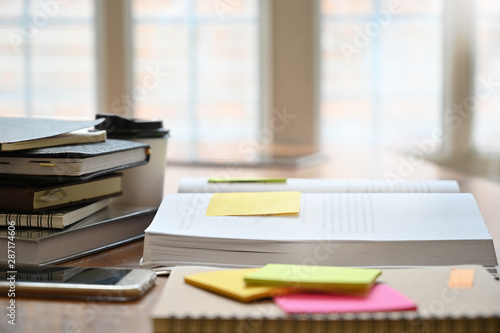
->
xmin=151 ymin=265 xmax=500 ymax=333
xmin=0 ymin=174 xmax=121 ymax=212
xmin=0 ymin=198 xmax=111 ymax=228
xmin=0 ymin=205 xmax=157 ymax=265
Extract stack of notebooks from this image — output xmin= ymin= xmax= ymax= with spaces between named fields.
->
xmin=0 ymin=117 xmax=156 ymax=265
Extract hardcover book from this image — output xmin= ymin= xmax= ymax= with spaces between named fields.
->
xmin=0 ymin=117 xmax=104 ymax=151
xmin=0 ymin=174 xmax=122 ymax=212
xmin=0 ymin=205 xmax=157 ymax=266
xmin=0 ymin=139 xmax=150 ymax=179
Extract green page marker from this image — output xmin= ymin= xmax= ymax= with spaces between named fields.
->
xmin=208 ymin=177 xmax=287 ymax=183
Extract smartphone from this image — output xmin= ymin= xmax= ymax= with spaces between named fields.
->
xmin=0 ymin=265 xmax=157 ymax=301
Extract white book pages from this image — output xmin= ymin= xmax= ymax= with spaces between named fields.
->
xmin=143 ymin=193 xmax=497 ymax=268
xmin=147 ymin=193 xmax=487 ymax=241
xmin=178 ymin=178 xmax=460 ymax=194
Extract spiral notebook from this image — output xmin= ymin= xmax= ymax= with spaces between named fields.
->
xmin=0 ymin=205 xmax=157 ymax=265
xmin=151 ymin=265 xmax=500 ymax=333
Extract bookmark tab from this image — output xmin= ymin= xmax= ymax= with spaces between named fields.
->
xmin=185 ymin=268 xmax=291 ymax=302
xmin=208 ymin=177 xmax=287 ymax=183
xmin=448 ymin=268 xmax=474 ymax=289
xmin=274 ymin=284 xmax=418 ymax=314
xmin=205 ymin=192 xmax=301 ymax=216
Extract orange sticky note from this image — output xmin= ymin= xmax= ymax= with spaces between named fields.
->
xmin=205 ymin=192 xmax=301 ymax=216
xmin=448 ymin=268 xmax=474 ymax=289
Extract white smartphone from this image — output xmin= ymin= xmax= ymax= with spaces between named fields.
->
xmin=0 ymin=266 xmax=156 ymax=301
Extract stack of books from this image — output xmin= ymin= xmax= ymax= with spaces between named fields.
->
xmin=0 ymin=117 xmax=156 ymax=265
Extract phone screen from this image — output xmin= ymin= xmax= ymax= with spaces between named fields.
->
xmin=4 ymin=267 xmax=132 ymax=285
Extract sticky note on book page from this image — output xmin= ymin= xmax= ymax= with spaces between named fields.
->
xmin=205 ymin=192 xmax=301 ymax=216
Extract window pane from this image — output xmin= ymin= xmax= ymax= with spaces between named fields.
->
xmin=133 ymin=0 xmax=259 ymax=144
xmin=0 ymin=25 xmax=24 ymax=116
xmin=1 ymin=0 xmax=23 ymax=17
xmin=32 ymin=25 xmax=95 ymax=118
xmin=321 ymin=0 xmax=443 ymax=148
xmin=0 ymin=0 xmax=95 ymax=119
xmin=0 ymin=2 xmax=24 ymax=117
xmin=134 ymin=22 xmax=191 ymax=134
xmin=474 ymin=0 xmax=500 ymax=154
xmin=322 ymin=0 xmax=373 ymax=15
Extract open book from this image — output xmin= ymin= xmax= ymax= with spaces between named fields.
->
xmin=178 ymin=178 xmax=460 ymax=193
xmin=142 ymin=192 xmax=498 ymax=270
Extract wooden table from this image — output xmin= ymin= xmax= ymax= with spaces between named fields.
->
xmin=1 ymin=145 xmax=499 ymax=333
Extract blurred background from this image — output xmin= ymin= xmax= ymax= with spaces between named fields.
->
xmin=0 ymin=0 xmax=499 ymax=179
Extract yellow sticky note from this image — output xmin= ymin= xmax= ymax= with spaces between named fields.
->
xmin=205 ymin=191 xmax=301 ymax=216
xmin=184 ymin=268 xmax=292 ymax=302
xmin=208 ymin=177 xmax=287 ymax=183
xmin=448 ymin=268 xmax=474 ymax=289
xmin=244 ymin=264 xmax=382 ymax=295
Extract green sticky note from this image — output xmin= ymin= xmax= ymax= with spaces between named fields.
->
xmin=205 ymin=192 xmax=301 ymax=216
xmin=208 ymin=177 xmax=287 ymax=183
xmin=244 ymin=264 xmax=382 ymax=294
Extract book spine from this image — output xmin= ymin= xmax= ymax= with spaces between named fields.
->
xmin=1 ymin=212 xmax=54 ymax=228
xmin=0 ymin=186 xmax=35 ymax=211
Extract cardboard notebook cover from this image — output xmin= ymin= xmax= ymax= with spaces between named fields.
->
xmin=152 ymin=266 xmax=500 ymax=333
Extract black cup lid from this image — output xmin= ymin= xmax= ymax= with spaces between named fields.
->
xmin=96 ymin=113 xmax=169 ymax=138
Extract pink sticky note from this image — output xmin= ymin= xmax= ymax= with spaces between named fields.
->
xmin=274 ymin=284 xmax=417 ymax=314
